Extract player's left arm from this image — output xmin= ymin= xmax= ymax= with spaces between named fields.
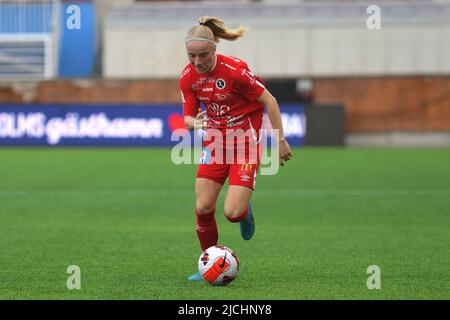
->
xmin=257 ymin=89 xmax=293 ymax=166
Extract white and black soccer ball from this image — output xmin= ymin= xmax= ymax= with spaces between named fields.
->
xmin=198 ymin=245 xmax=239 ymax=286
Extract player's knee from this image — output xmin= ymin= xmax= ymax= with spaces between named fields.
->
xmin=196 ymin=202 xmax=216 ymax=216
xmin=224 ymin=207 xmax=246 ymax=222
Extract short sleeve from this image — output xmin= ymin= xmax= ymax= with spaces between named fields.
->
xmin=179 ymin=72 xmax=199 ymax=117
xmin=231 ymin=68 xmax=266 ymax=102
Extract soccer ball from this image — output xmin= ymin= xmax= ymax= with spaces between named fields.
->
xmin=198 ymin=245 xmax=239 ymax=286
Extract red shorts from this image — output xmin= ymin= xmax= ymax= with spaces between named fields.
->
xmin=197 ymin=108 xmax=263 ymax=189
xmin=197 ymin=161 xmax=260 ymax=190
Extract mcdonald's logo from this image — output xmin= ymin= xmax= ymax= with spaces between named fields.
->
xmin=240 ymin=163 xmax=254 ymax=172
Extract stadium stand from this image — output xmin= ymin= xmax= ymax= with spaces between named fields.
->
xmin=0 ymin=0 xmax=56 ymax=79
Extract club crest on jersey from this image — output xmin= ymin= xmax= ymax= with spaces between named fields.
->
xmin=215 ymin=79 xmax=226 ymax=90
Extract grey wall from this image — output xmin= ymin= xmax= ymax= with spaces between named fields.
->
xmin=102 ymin=1 xmax=450 ymax=78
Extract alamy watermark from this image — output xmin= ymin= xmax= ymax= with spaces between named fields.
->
xmin=366 ymin=265 xmax=381 ymax=289
xmin=66 ymin=265 xmax=81 ymax=290
xmin=366 ymin=5 xmax=381 ymax=30
xmin=66 ymin=5 xmax=81 ymax=30
xmin=171 ymin=128 xmax=282 ymax=176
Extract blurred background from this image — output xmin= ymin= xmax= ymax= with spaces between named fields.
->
xmin=0 ymin=0 xmax=449 ymax=147
xmin=1 ymin=1 xmax=450 ymax=300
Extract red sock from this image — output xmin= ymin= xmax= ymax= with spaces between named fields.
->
xmin=196 ymin=209 xmax=218 ymax=251
xmin=226 ymin=208 xmax=248 ymax=223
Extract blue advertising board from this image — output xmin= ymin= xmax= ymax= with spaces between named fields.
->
xmin=0 ymin=104 xmax=305 ymax=147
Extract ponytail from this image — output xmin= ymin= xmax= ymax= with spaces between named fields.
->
xmin=186 ymin=16 xmax=247 ymax=45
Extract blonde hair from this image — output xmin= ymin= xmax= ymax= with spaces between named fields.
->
xmin=185 ymin=16 xmax=247 ymax=45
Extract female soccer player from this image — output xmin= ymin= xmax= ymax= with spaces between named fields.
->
xmin=180 ymin=16 xmax=293 ymax=280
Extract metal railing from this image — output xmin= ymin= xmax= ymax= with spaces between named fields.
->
xmin=0 ymin=0 xmax=58 ymax=80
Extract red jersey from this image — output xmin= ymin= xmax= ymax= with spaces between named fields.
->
xmin=179 ymin=54 xmax=266 ymax=131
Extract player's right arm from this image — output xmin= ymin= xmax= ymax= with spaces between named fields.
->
xmin=179 ymin=69 xmax=206 ymax=130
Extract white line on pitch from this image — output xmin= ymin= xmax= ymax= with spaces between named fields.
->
xmin=0 ymin=189 xmax=449 ymax=197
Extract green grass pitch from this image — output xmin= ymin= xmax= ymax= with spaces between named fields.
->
xmin=0 ymin=147 xmax=449 ymax=299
